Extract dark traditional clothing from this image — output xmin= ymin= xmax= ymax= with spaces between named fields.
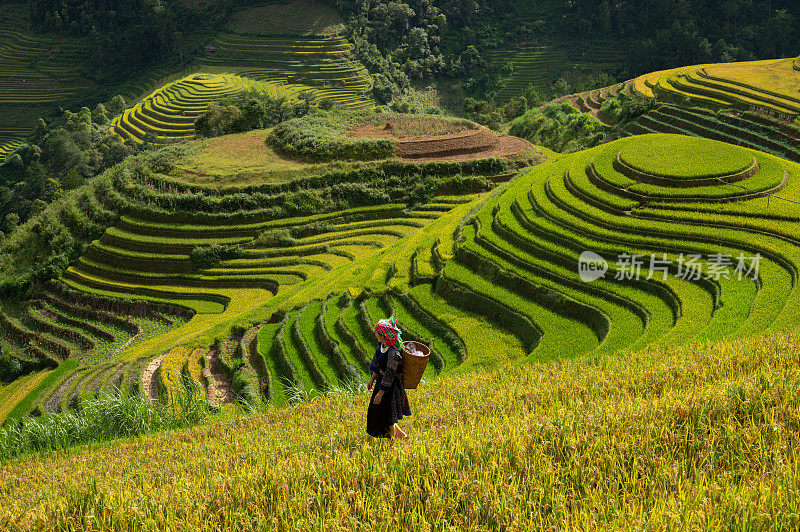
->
xmin=367 ymin=343 xmax=411 ymax=438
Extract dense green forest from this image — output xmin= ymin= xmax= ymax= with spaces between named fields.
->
xmin=334 ymin=0 xmax=798 ymax=95
xmin=22 ymin=0 xmax=799 ymax=92
xmin=25 ymin=0 xmax=259 ymax=81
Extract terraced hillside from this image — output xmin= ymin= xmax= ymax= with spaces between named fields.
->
xmin=9 ymin=127 xmax=800 ymax=421
xmin=5 ymin=127 xmax=800 ymax=418
xmin=110 ymin=67 xmax=373 ymax=145
xmin=550 ymin=79 xmax=635 ymax=124
xmin=486 ymin=48 xmax=569 ymax=103
xmin=487 ymin=43 xmax=622 ymax=103
xmin=550 ymin=56 xmax=800 ymax=163
xmin=202 ymin=0 xmax=371 ymax=108
xmin=638 ymin=58 xmax=800 ymax=116
xmin=0 ymin=128 xmax=28 ymax=161
xmin=110 ymin=73 xmax=313 ymax=144
xmin=621 ymin=105 xmax=800 ymax=163
xmin=0 ymin=193 xmax=491 ymax=417
xmin=110 ymin=1 xmax=375 ymax=144
xmin=0 ymin=131 xmax=529 ymax=418
xmin=201 ymin=34 xmax=372 ymax=98
xmin=0 ymin=28 xmax=94 ymax=159
xmin=453 ymin=134 xmax=800 ymax=361
xmin=0 ymin=0 xmax=375 ymax=154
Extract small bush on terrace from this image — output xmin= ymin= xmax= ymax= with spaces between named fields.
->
xmin=250 ymin=229 xmax=297 ymax=248
xmin=599 ymin=92 xmax=656 ymax=126
xmin=0 ymin=348 xmax=22 ymax=383
xmin=190 ymin=243 xmax=246 ymax=270
xmin=266 ymin=112 xmax=395 ymax=162
xmin=290 ymin=222 xmax=334 ymax=239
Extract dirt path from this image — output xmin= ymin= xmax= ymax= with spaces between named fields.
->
xmin=202 ymin=347 xmax=234 ymax=407
xmin=142 ymin=353 xmax=167 ymax=401
xmin=109 ymin=325 xmax=144 ymax=358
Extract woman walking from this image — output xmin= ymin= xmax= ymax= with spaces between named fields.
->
xmin=367 ymin=317 xmax=411 ymax=439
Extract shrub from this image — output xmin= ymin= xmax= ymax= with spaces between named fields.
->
xmin=290 ymin=222 xmax=334 ymax=239
xmin=190 ymin=244 xmax=245 ymax=270
xmin=600 ymin=93 xmax=656 ymax=126
xmin=509 ymin=102 xmax=606 ymax=153
xmin=464 ymin=98 xmax=505 ymax=130
xmin=194 ymin=104 xmax=244 ymax=138
xmin=250 ymin=229 xmax=296 ymax=248
xmin=194 ymin=91 xmax=313 ymax=138
xmin=266 ymin=112 xmax=396 ymax=163
xmin=0 ymin=348 xmax=22 ymax=383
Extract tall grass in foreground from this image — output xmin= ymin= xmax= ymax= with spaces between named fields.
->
xmin=2 ymin=331 xmax=800 ymax=529
xmin=0 ymin=375 xmax=212 ymax=462
xmin=283 ymin=377 xmax=369 ymax=406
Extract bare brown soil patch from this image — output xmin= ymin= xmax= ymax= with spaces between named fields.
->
xmin=350 ymin=116 xmax=474 ymax=139
xmin=402 ymin=135 xmax=537 ymax=163
xmin=143 ymin=353 xmax=167 ymax=401
xmin=396 ymin=127 xmax=499 ymax=158
xmin=203 ymin=347 xmax=234 ymax=407
xmin=350 ymin=123 xmax=537 ymax=162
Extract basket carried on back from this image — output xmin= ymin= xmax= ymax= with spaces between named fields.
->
xmin=401 ymin=341 xmax=429 ymax=389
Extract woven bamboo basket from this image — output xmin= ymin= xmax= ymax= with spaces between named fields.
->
xmin=401 ymin=341 xmax=429 ymax=389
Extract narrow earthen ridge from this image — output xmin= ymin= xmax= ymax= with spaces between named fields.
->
xmin=202 ymin=347 xmax=235 ymax=407
xmin=396 ymin=127 xmax=499 ymax=158
xmin=142 ymin=353 xmax=167 ymax=400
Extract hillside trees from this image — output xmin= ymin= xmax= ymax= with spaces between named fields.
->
xmin=194 ymin=92 xmax=313 ymax=138
xmin=334 ymin=0 xmax=447 ymax=100
xmin=509 ymin=102 xmax=606 ymax=153
xmin=0 ymin=98 xmax=134 ymax=225
xmin=338 ymin=0 xmax=799 ymax=103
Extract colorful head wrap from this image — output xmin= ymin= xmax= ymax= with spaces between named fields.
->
xmin=374 ymin=316 xmax=403 ymax=349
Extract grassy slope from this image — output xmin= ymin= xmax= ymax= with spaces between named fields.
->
xmin=171 ymin=130 xmax=317 ymax=187
xmin=2 ymin=329 xmax=800 ymax=528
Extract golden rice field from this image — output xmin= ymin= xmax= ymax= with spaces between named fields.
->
xmin=109 ymin=71 xmax=374 ymax=145
xmin=1 ymin=328 xmax=799 ymax=529
xmin=635 ymin=57 xmax=800 ymax=115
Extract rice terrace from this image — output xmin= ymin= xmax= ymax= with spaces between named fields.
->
xmin=0 ymin=0 xmax=799 ymax=529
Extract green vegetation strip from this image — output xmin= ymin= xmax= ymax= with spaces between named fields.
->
xmin=3 ymin=360 xmax=80 ymax=423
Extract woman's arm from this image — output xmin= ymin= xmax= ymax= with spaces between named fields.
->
xmin=379 ymin=350 xmax=401 ymax=390
xmin=368 ymin=346 xmax=381 ymax=375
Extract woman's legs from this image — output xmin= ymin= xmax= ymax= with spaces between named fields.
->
xmin=390 ymin=423 xmax=408 ymax=439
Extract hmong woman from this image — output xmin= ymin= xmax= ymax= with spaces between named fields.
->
xmin=367 ymin=317 xmax=411 ymax=439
